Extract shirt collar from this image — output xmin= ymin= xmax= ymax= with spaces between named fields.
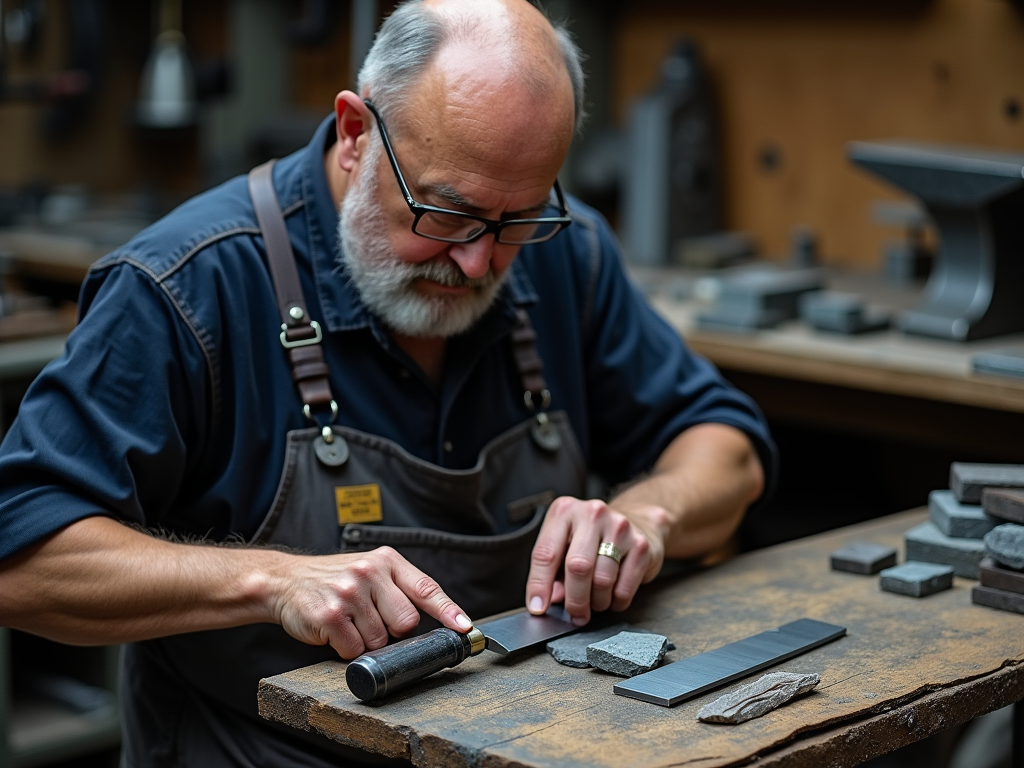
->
xmin=301 ymin=114 xmax=539 ymax=338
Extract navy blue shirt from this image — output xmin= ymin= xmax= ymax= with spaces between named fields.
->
xmin=0 ymin=117 xmax=776 ymax=561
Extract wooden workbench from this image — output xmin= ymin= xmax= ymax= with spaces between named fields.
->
xmin=258 ymin=510 xmax=1024 ymax=767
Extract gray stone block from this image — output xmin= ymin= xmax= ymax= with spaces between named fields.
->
xmin=983 ymin=524 xmax=1024 ymax=570
xmin=904 ymin=521 xmax=985 ymax=578
xmin=697 ymin=671 xmax=820 ymax=724
xmin=979 ymin=557 xmax=1024 ymax=595
xmin=830 ymin=542 xmax=898 ymax=574
xmin=928 ymin=490 xmax=998 ymax=539
xmin=950 ymin=463 xmax=1024 ymax=504
xmin=586 ymin=631 xmax=669 ymax=677
xmin=879 ymin=561 xmax=955 ymax=597
xmin=972 ymin=584 xmax=1024 ymax=615
xmin=982 ymin=488 xmax=1024 ymax=524
xmin=546 ymin=623 xmax=673 ymax=668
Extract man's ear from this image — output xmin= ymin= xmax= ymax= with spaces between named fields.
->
xmin=334 ymin=91 xmax=372 ymax=173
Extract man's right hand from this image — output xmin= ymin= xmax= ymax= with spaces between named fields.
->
xmin=0 ymin=517 xmax=471 ymax=657
xmin=270 ymin=546 xmax=472 ymax=658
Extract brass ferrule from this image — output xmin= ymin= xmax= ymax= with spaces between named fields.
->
xmin=467 ymin=626 xmax=486 ymax=655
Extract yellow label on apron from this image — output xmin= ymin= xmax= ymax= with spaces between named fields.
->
xmin=335 ymin=484 xmax=383 ymax=524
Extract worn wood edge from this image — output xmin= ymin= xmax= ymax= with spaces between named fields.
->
xmin=686 ymin=337 xmax=1024 ymax=414
xmin=258 ymin=679 xmax=412 ymax=761
xmin=744 ymin=660 xmax=1024 ymax=768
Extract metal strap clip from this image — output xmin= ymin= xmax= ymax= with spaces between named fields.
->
xmin=280 ymin=320 xmax=323 ymax=349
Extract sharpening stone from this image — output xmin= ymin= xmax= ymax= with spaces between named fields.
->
xmin=983 ymin=524 xmax=1024 ymax=571
xmin=905 ymin=521 xmax=985 ymax=578
xmin=879 ymin=561 xmax=954 ymax=597
xmin=799 ymin=291 xmax=890 ymax=335
xmin=928 ymin=490 xmax=998 ymax=539
xmin=982 ymin=489 xmax=1024 ymax=524
xmin=696 ymin=269 xmax=824 ymax=331
xmin=950 ymin=463 xmax=1024 ymax=504
xmin=586 ymin=632 xmax=669 ymax=677
xmin=971 ymin=584 xmax=1024 ymax=615
xmin=979 ymin=557 xmax=1024 ymax=595
xmin=547 ymin=623 xmax=674 ymax=668
xmin=829 ymin=542 xmax=897 ymax=574
xmin=612 ymin=618 xmax=846 ymax=707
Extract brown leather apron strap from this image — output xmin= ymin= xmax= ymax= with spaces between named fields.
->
xmin=511 ymin=307 xmax=551 ymax=412
xmin=248 ymin=160 xmax=337 ymax=426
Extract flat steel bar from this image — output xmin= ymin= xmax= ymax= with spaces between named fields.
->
xmin=613 ymin=618 xmax=846 ymax=707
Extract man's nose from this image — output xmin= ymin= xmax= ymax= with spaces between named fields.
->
xmin=446 ymin=235 xmax=495 ymax=280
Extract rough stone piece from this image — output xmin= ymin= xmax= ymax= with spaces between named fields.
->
xmin=972 ymin=584 xmax=1024 ymax=615
xmin=547 ymin=624 xmax=673 ymax=668
xmin=983 ymin=524 xmax=1024 ymax=571
xmin=879 ymin=561 xmax=955 ymax=597
xmin=979 ymin=557 xmax=1024 ymax=595
xmin=982 ymin=489 xmax=1024 ymax=524
xmin=830 ymin=542 xmax=898 ymax=574
xmin=586 ymin=631 xmax=668 ymax=677
xmin=928 ymin=490 xmax=998 ymax=539
xmin=697 ymin=671 xmax=820 ymax=724
xmin=905 ymin=521 xmax=985 ymax=578
xmin=950 ymin=463 xmax=1024 ymax=504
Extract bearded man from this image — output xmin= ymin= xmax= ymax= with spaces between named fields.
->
xmin=0 ymin=1 xmax=774 ymax=765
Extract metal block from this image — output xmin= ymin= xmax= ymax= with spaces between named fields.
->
xmin=612 ymin=618 xmax=846 ymax=707
xmin=982 ymin=488 xmax=1024 ymax=524
xmin=972 ymin=584 xmax=1024 ymax=616
xmin=879 ymin=561 xmax=954 ymax=598
xmin=972 ymin=350 xmax=1024 ymax=380
xmin=799 ymin=291 xmax=891 ymax=335
xmin=696 ymin=269 xmax=824 ymax=331
xmin=904 ymin=521 xmax=985 ymax=578
xmin=950 ymin=463 xmax=1024 ymax=504
xmin=830 ymin=542 xmax=898 ymax=575
xmin=979 ymin=557 xmax=1024 ymax=595
xmin=928 ymin=490 xmax=998 ymax=539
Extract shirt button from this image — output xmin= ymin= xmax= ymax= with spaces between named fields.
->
xmin=443 ymin=441 xmax=453 ymax=453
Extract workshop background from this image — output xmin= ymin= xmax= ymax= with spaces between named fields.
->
xmin=0 ymin=0 xmax=1022 ymax=766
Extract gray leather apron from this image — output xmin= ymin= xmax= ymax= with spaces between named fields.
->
xmin=119 ymin=162 xmax=586 ymax=767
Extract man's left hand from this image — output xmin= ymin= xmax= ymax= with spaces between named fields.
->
xmin=525 ymin=497 xmax=667 ymax=625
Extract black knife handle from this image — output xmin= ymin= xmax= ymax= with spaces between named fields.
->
xmin=346 ymin=626 xmax=486 ymax=702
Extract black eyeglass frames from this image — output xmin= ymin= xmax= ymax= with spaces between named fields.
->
xmin=362 ymin=99 xmax=572 ymax=246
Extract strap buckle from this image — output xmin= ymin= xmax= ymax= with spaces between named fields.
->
xmin=280 ymin=320 xmax=323 ymax=349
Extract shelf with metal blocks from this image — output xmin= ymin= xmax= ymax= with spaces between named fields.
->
xmin=0 ymin=628 xmax=121 ymax=768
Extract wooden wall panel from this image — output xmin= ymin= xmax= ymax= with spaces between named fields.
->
xmin=614 ymin=0 xmax=1024 ymax=267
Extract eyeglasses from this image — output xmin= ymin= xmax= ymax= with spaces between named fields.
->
xmin=363 ymin=99 xmax=572 ymax=245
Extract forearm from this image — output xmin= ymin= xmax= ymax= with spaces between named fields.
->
xmin=610 ymin=423 xmax=765 ymax=560
xmin=0 ymin=516 xmax=282 ymax=645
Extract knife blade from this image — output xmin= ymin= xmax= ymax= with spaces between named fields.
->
xmin=345 ymin=606 xmax=577 ymax=702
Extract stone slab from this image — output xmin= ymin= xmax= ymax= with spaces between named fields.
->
xmin=613 ymin=618 xmax=845 ymax=707
xmin=972 ymin=585 xmax=1024 ymax=616
xmin=697 ymin=671 xmax=820 ymax=724
xmin=928 ymin=490 xmax=998 ymax=539
xmin=546 ymin=623 xmax=674 ymax=668
xmin=950 ymin=463 xmax=1024 ymax=504
xmin=979 ymin=557 xmax=1024 ymax=596
xmin=586 ymin=632 xmax=669 ymax=677
xmin=879 ymin=561 xmax=955 ymax=597
xmin=983 ymin=524 xmax=1024 ymax=571
xmin=905 ymin=521 xmax=985 ymax=579
xmin=982 ymin=489 xmax=1024 ymax=525
xmin=829 ymin=542 xmax=897 ymax=575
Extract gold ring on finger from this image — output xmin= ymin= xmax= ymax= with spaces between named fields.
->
xmin=597 ymin=541 xmax=623 ymax=564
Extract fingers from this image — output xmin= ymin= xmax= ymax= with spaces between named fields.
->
xmin=387 ymin=550 xmax=472 ymax=633
xmin=526 ymin=497 xmax=664 ymax=624
xmin=279 ymin=547 xmax=471 ymax=661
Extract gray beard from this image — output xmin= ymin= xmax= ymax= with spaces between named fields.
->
xmin=336 ymin=139 xmax=508 ymax=338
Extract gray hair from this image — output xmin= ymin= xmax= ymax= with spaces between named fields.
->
xmin=357 ymin=0 xmax=586 ymax=135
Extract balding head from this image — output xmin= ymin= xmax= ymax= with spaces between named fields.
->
xmin=357 ymin=0 xmax=585 ymax=139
